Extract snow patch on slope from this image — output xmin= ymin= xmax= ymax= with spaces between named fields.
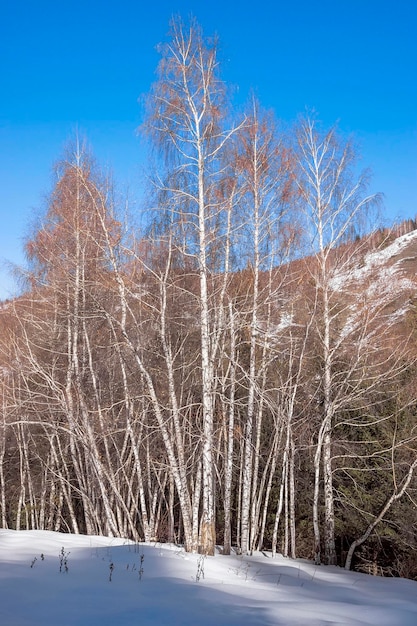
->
xmin=330 ymin=229 xmax=417 ymax=293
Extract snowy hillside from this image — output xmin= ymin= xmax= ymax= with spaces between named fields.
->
xmin=1 ymin=530 xmax=417 ymax=625
xmin=330 ymin=228 xmax=417 ymax=293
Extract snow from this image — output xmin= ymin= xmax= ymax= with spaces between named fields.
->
xmin=329 ymin=229 xmax=417 ymax=292
xmin=1 ymin=530 xmax=417 ymax=625
xmin=328 ymin=231 xmax=417 ymax=342
xmin=275 ymin=311 xmax=294 ymax=332
xmin=363 ymin=229 xmax=417 ymax=267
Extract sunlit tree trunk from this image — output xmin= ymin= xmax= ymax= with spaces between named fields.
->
xmin=222 ymin=302 xmax=237 ymax=554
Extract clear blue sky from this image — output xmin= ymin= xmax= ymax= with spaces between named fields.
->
xmin=1 ymin=0 xmax=416 ymax=299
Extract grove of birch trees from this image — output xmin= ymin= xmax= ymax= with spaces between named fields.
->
xmin=1 ymin=18 xmax=417 ymax=576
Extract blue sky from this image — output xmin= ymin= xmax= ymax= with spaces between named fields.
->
xmin=1 ymin=0 xmax=416 ymax=298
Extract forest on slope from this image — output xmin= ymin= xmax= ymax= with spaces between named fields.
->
xmin=1 ymin=18 xmax=417 ymax=577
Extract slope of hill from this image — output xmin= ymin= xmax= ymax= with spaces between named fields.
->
xmin=326 ymin=227 xmax=417 ymax=341
xmin=330 ymin=228 xmax=417 ymax=294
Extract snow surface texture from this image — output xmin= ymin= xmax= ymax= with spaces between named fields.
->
xmin=1 ymin=530 xmax=417 ymax=625
xmin=330 ymin=229 xmax=417 ymax=292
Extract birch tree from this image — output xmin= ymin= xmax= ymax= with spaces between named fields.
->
xmin=295 ymin=115 xmax=379 ymax=564
xmin=142 ymin=17 xmax=243 ymax=554
xmin=231 ymin=99 xmax=294 ymax=554
xmin=20 ymin=140 xmax=140 ymax=537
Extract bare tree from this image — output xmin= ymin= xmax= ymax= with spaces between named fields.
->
xmin=142 ymin=17 xmax=244 ymax=554
xmin=294 ymin=115 xmax=380 ymax=564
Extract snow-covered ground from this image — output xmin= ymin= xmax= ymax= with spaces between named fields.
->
xmin=1 ymin=530 xmax=417 ymax=625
